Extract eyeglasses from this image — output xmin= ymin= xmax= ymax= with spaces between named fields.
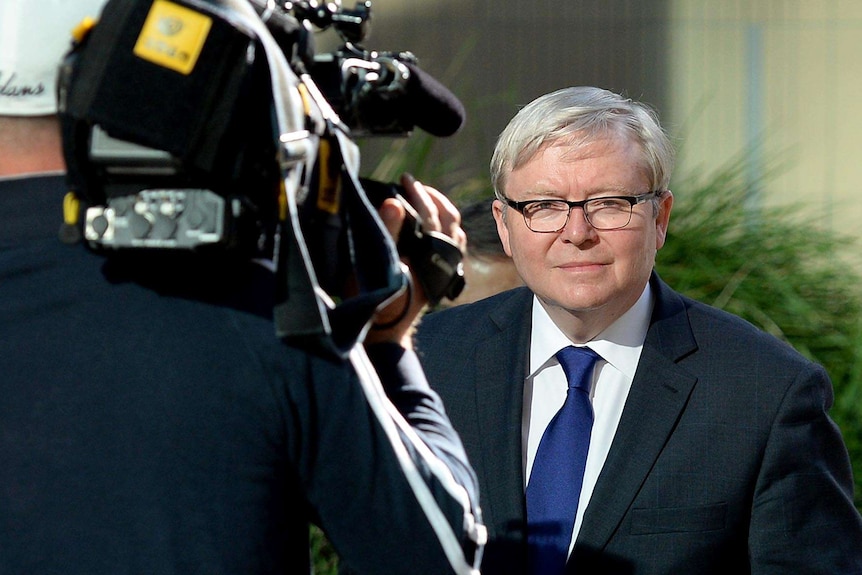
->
xmin=503 ymin=192 xmax=661 ymax=233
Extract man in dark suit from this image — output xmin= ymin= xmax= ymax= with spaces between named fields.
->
xmin=416 ymin=86 xmax=862 ymax=574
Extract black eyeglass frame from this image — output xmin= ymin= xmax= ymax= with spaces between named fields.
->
xmin=502 ymin=191 xmax=663 ymax=233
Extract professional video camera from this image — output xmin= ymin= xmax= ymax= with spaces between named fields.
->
xmin=58 ymin=0 xmax=465 ymax=355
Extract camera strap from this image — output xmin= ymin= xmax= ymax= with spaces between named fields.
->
xmin=222 ymin=3 xmax=408 ymax=357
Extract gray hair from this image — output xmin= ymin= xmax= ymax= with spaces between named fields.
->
xmin=490 ymin=86 xmax=675 ymax=200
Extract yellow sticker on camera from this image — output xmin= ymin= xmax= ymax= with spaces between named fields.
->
xmin=133 ymin=0 xmax=211 ymax=75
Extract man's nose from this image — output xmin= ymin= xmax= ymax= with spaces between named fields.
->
xmin=560 ymin=206 xmax=597 ymax=243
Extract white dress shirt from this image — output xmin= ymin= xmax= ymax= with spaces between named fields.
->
xmin=523 ymin=282 xmax=654 ymax=556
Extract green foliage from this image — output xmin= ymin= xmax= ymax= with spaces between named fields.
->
xmin=656 ymin=158 xmax=862 ymax=509
xmin=310 ymin=524 xmax=339 ymax=575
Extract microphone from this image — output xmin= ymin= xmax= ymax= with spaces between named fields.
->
xmin=316 ymin=56 xmax=466 ymax=137
xmin=401 ymin=61 xmax=466 ymax=137
xmin=248 ymin=0 xmax=465 ymax=136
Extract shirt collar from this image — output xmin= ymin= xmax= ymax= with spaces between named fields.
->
xmin=529 ymin=282 xmax=654 ymax=380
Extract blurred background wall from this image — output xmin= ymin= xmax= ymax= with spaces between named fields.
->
xmin=666 ymin=1 xmax=862 ymax=237
xmin=331 ymin=0 xmax=862 ymax=247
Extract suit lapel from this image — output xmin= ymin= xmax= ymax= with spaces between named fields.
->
xmin=575 ymin=276 xmax=699 ymax=555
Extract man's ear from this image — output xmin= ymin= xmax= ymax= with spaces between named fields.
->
xmin=492 ymin=199 xmax=514 ymax=257
xmin=655 ymin=190 xmax=673 ymax=250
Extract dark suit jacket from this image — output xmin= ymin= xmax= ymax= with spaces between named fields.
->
xmin=416 ymin=273 xmax=862 ymax=574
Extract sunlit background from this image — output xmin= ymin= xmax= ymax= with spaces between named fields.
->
xmin=326 ymin=0 xmax=862 ymax=256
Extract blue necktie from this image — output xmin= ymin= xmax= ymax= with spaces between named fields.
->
xmin=526 ymin=346 xmax=600 ymax=575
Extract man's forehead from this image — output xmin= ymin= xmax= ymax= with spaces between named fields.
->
xmin=514 ymin=135 xmax=647 ymax=177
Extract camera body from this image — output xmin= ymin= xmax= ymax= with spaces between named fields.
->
xmin=59 ymin=0 xmax=464 ymax=351
xmin=60 ymin=0 xmax=282 ymax=257
xmin=75 ymin=127 xmax=266 ymax=254
xmin=61 ymin=0 xmax=441 ymax=255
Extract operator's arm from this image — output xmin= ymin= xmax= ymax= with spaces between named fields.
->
xmin=367 ymin=173 xmax=483 ymax=572
xmin=294 ymin=174 xmax=483 ymax=574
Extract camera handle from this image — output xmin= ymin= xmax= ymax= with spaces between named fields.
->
xmin=360 ymin=178 xmax=466 ymax=306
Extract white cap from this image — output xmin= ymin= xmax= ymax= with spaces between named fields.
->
xmin=0 ymin=0 xmax=108 ymax=116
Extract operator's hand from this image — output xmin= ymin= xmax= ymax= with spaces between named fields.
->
xmin=367 ymin=173 xmax=466 ymax=349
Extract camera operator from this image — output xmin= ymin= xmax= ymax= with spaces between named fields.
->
xmin=0 ymin=2 xmax=482 ymax=574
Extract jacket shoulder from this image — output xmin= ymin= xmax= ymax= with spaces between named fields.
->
xmin=667 ymin=288 xmax=821 ymax=371
xmin=418 ymin=287 xmax=531 ymax=340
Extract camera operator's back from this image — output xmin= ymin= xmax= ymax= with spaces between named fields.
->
xmin=0 ymin=5 xmax=315 ymax=556
xmin=1 ymin=174 xmax=315 ymax=571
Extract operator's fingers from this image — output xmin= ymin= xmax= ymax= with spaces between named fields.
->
xmin=399 ymin=173 xmax=466 ymax=252
xmin=376 ymin=196 xmax=406 ymax=240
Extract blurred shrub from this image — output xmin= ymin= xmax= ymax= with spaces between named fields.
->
xmin=656 ymin=158 xmax=862 ymax=509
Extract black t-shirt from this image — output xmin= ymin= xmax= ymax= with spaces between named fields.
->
xmin=0 ymin=174 xmax=479 ymax=574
